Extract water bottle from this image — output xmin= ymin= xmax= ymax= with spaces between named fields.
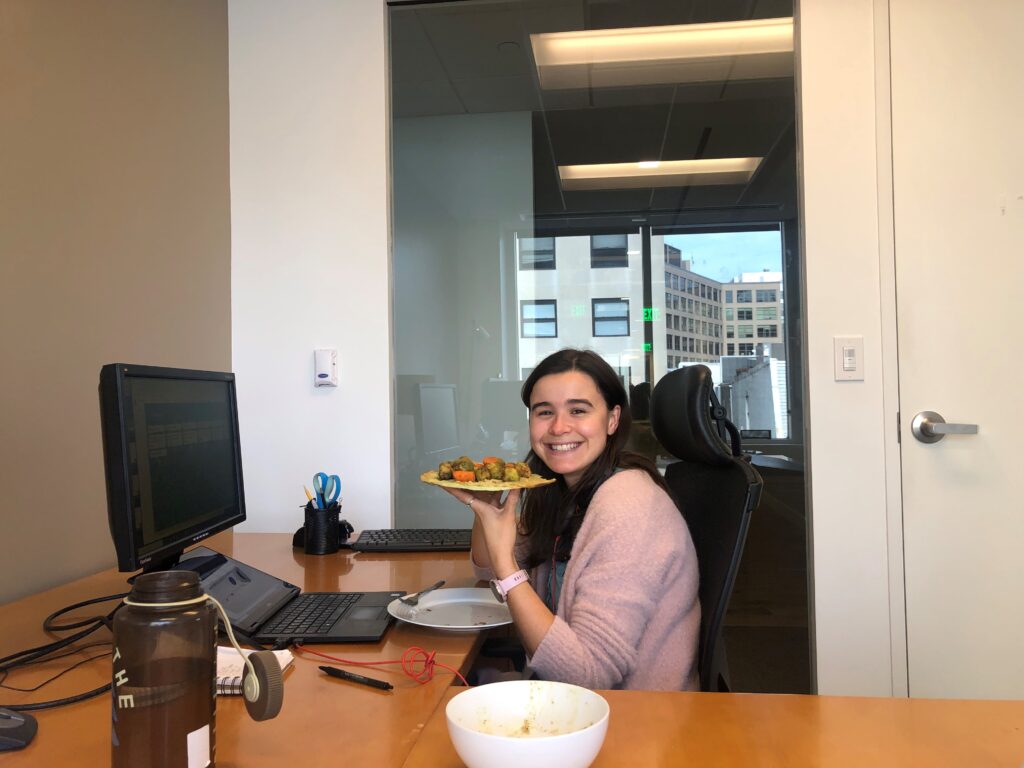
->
xmin=112 ymin=570 xmax=217 ymax=768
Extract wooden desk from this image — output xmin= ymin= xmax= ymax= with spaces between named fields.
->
xmin=403 ymin=688 xmax=1024 ymax=767
xmin=1 ymin=532 xmax=481 ymax=767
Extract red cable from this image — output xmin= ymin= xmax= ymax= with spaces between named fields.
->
xmin=293 ymin=643 xmax=470 ymax=687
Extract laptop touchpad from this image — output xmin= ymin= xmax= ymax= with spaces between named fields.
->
xmin=349 ymin=606 xmax=385 ymax=621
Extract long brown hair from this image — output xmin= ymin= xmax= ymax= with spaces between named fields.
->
xmin=518 ymin=348 xmax=671 ymax=569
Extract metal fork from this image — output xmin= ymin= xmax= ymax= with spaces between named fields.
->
xmin=399 ymin=579 xmax=445 ymax=606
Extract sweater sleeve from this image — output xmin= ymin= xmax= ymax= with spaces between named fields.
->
xmin=528 ymin=471 xmax=689 ymax=689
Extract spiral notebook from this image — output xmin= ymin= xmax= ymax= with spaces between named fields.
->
xmin=216 ymin=646 xmax=294 ymax=695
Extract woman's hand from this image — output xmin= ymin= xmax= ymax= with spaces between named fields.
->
xmin=443 ymin=487 xmax=521 ymax=577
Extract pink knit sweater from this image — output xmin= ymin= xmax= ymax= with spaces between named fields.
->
xmin=474 ymin=469 xmax=700 ymax=691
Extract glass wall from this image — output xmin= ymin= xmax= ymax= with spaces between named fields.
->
xmin=389 ymin=0 xmax=808 ymax=693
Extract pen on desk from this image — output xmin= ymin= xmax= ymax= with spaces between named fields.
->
xmin=319 ymin=665 xmax=393 ymax=691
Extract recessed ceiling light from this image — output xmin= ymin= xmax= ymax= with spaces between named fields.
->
xmin=531 ymin=17 xmax=793 ymax=89
xmin=558 ymin=157 xmax=762 ymax=190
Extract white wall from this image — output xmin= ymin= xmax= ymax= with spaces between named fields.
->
xmin=229 ymin=0 xmax=392 ymax=532
xmin=798 ymin=0 xmax=899 ymax=695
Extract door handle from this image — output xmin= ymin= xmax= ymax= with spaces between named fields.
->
xmin=911 ymin=410 xmax=979 ymax=443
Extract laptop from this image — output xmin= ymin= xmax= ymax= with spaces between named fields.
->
xmin=177 ymin=547 xmax=403 ymax=644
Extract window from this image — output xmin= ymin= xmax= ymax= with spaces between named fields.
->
xmin=737 ymin=289 xmax=752 ymax=303
xmin=520 ymin=300 xmax=557 ymax=338
xmin=737 ymin=308 xmax=753 ymax=320
xmin=727 ymin=343 xmax=735 ymax=355
xmin=756 ymin=288 xmax=777 ymax=302
xmin=725 ymin=290 xmax=733 ymax=303
xmin=590 ymin=234 xmax=629 ymax=268
xmin=756 ymin=306 xmax=778 ymax=320
xmin=738 ymin=324 xmax=754 ymax=338
xmin=738 ymin=343 xmax=755 ymax=355
xmin=592 ymin=298 xmax=629 ymax=336
xmin=518 ymin=236 xmax=555 ymax=270
xmin=757 ymin=324 xmax=778 ymax=338
xmin=725 ymin=308 xmax=734 ymax=320
xmin=672 ymin=295 xmax=680 ymax=310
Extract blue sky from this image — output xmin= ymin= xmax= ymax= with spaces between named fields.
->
xmin=665 ymin=230 xmax=782 ymax=283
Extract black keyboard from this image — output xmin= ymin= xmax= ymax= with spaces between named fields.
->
xmin=260 ymin=592 xmax=360 ymax=636
xmin=349 ymin=528 xmax=472 ymax=552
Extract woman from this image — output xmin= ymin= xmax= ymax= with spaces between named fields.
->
xmin=446 ymin=348 xmax=700 ymax=691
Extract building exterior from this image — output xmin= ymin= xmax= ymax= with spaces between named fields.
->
xmin=722 ymin=271 xmax=784 ymax=359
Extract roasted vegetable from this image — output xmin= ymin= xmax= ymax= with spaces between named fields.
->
xmin=474 ymin=465 xmax=489 ymax=482
xmin=453 ymin=456 xmax=475 ymax=472
xmin=514 ymin=462 xmax=531 ymax=478
xmin=452 ymin=470 xmax=476 ymax=482
xmin=503 ymin=466 xmax=520 ymax=482
xmin=437 ymin=462 xmax=454 ymax=480
xmin=484 ymin=459 xmax=505 ymax=479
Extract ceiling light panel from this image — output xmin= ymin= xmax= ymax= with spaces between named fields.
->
xmin=558 ymin=157 xmax=762 ymax=191
xmin=531 ymin=18 xmax=793 ymax=90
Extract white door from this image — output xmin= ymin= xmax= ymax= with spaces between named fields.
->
xmin=891 ymin=0 xmax=1024 ymax=698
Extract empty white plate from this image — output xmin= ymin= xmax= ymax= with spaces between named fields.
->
xmin=387 ymin=588 xmax=512 ymax=631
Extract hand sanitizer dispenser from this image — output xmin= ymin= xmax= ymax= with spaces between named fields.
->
xmin=314 ymin=348 xmax=338 ymax=387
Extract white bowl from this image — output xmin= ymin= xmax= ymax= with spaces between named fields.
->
xmin=446 ymin=680 xmax=610 ymax=768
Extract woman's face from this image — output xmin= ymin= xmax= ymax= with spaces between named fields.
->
xmin=528 ymin=370 xmax=621 ymax=488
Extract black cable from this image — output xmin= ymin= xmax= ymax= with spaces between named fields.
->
xmin=1 ymin=649 xmax=112 ymax=692
xmin=0 ymin=592 xmax=126 ymax=710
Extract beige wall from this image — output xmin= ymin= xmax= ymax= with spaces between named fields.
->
xmin=0 ymin=1 xmax=231 ymax=603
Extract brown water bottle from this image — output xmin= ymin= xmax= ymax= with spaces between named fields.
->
xmin=112 ymin=570 xmax=217 ymax=768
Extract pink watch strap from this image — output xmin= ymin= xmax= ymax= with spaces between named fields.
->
xmin=492 ymin=569 xmax=529 ymax=601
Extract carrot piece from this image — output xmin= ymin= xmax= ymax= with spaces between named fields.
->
xmin=482 ymin=456 xmax=499 ymax=464
xmin=452 ymin=470 xmax=476 ymax=482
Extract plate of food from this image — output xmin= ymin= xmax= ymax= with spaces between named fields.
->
xmin=421 ymin=456 xmax=556 ymax=491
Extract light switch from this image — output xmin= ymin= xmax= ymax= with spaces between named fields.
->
xmin=834 ymin=336 xmax=864 ymax=381
xmin=314 ymin=348 xmax=338 ymax=387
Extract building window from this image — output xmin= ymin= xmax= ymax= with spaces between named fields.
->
xmin=737 ymin=289 xmax=752 ymax=303
xmin=737 ymin=308 xmax=753 ymax=320
xmin=725 ymin=308 xmax=734 ymax=321
xmin=519 ymin=236 xmax=555 ymax=270
xmin=592 ymin=298 xmax=629 ymax=336
xmin=521 ymin=300 xmax=557 ymax=338
xmin=757 ymin=324 xmax=778 ymax=338
xmin=727 ymin=343 xmax=735 ymax=355
xmin=756 ymin=288 xmax=777 ymax=302
xmin=738 ymin=324 xmax=754 ymax=338
xmin=725 ymin=290 xmax=733 ymax=303
xmin=756 ymin=306 xmax=778 ymax=320
xmin=738 ymin=343 xmax=755 ymax=355
xmin=590 ymin=234 xmax=629 ymax=268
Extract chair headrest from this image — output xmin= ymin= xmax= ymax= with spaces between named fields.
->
xmin=650 ymin=365 xmax=739 ymax=467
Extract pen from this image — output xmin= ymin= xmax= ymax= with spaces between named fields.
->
xmin=303 ymin=485 xmax=315 ymax=504
xmin=319 ymin=665 xmax=393 ymax=691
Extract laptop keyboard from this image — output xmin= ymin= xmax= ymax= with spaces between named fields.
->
xmin=261 ymin=592 xmax=361 ymax=636
xmin=350 ymin=528 xmax=472 ymax=552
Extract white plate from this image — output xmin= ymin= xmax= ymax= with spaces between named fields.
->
xmin=387 ymin=588 xmax=512 ymax=631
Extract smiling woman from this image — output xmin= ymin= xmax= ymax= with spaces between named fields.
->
xmin=448 ymin=348 xmax=700 ymax=691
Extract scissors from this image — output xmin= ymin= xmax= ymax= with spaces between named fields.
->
xmin=313 ymin=472 xmax=341 ymax=509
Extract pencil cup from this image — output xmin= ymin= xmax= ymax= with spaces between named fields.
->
xmin=303 ymin=501 xmax=341 ymax=555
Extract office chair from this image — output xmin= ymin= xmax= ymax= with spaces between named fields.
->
xmin=649 ymin=365 xmax=763 ymax=693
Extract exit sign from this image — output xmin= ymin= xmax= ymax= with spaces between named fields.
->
xmin=642 ymin=307 xmax=661 ymax=322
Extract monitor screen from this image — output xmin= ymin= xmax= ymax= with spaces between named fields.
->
xmin=99 ymin=363 xmax=246 ymax=573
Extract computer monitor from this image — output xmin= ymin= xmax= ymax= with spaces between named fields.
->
xmin=99 ymin=363 xmax=246 ymax=573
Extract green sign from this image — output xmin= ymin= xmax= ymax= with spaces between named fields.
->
xmin=643 ymin=342 xmax=652 ymax=352
xmin=642 ymin=307 xmax=661 ymax=322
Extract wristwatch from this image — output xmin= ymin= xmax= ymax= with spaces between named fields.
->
xmin=489 ymin=570 xmax=529 ymax=603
